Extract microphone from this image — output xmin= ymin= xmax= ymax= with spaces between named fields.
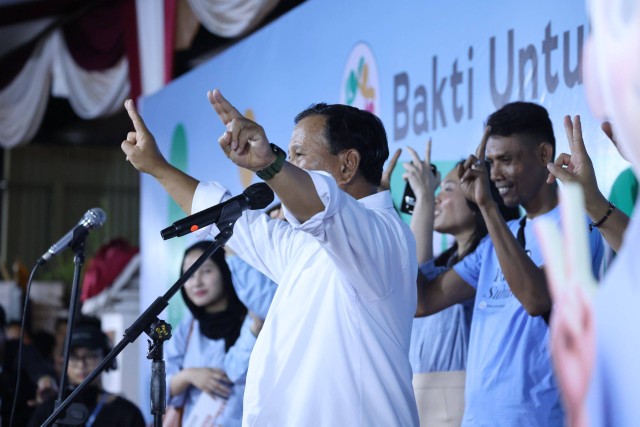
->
xmin=38 ymin=208 xmax=107 ymax=265
xmin=161 ymin=183 xmax=274 ymax=240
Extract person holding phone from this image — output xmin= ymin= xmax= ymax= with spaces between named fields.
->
xmin=400 ymin=161 xmax=437 ymax=215
xmin=382 ymin=142 xmax=519 ymax=427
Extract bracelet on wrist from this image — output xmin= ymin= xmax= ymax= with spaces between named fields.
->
xmin=589 ymin=201 xmax=615 ymax=232
xmin=256 ymin=144 xmax=286 ymax=181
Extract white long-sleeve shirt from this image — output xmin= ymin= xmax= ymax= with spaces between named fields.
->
xmin=192 ymin=171 xmax=419 ymax=427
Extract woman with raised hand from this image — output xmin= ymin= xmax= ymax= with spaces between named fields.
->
xmin=383 ymin=141 xmax=519 ymax=427
xmin=165 ymin=241 xmax=264 ymax=426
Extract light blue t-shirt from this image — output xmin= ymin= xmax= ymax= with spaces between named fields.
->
xmin=226 ymin=255 xmax=277 ymax=319
xmin=453 ymin=206 xmax=604 ymax=427
xmin=165 ymin=314 xmax=256 ymax=426
xmin=410 ymin=259 xmax=472 ymax=373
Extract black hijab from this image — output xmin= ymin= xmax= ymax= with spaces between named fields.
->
xmin=180 ymin=241 xmax=247 ymax=351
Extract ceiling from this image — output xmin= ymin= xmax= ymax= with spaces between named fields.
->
xmin=0 ymin=0 xmax=305 ymax=147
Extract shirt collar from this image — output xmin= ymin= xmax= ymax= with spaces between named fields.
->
xmin=309 ymin=169 xmax=395 ymax=210
xmin=358 ymin=189 xmax=394 ymax=210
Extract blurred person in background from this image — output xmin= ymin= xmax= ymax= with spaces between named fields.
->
xmin=27 ymin=319 xmax=145 ymax=427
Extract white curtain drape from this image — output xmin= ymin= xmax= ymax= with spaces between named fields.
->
xmin=0 ymin=38 xmax=54 ymax=148
xmin=0 ymin=0 xmax=282 ymax=148
xmin=0 ymin=30 xmax=130 ymax=148
xmin=52 ymin=32 xmax=130 ymax=119
xmin=187 ymin=0 xmax=280 ymax=38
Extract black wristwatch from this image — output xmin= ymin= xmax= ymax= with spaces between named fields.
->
xmin=256 ymin=143 xmax=286 ymax=181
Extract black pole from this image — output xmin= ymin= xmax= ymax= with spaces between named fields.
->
xmin=52 ymin=240 xmax=88 ymax=426
xmin=148 ymin=319 xmax=170 ymax=427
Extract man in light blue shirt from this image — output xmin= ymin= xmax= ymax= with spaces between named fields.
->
xmin=453 ymin=205 xmax=602 ymax=426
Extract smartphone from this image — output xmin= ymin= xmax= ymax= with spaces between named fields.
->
xmin=400 ymin=164 xmax=437 ymax=215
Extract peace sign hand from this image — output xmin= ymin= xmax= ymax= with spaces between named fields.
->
xmin=207 ymin=89 xmax=276 ymax=172
xmin=458 ymin=126 xmax=494 ymax=207
xmin=546 ymin=115 xmax=600 ymax=205
xmin=121 ymin=99 xmax=169 ymax=176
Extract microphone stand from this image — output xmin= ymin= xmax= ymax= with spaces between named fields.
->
xmin=52 ymin=240 xmax=90 ymax=426
xmin=42 ymin=204 xmax=243 ymax=427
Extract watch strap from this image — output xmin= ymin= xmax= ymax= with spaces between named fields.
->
xmin=256 ymin=143 xmax=286 ymax=180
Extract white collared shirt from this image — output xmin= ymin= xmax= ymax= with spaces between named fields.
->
xmin=192 ymin=171 xmax=419 ymax=427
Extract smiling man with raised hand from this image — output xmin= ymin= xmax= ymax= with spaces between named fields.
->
xmin=415 ymin=101 xmax=604 ymax=426
xmin=121 ymin=90 xmax=419 ymax=426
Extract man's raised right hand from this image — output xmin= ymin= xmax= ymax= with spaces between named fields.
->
xmin=207 ymin=89 xmax=276 ymax=172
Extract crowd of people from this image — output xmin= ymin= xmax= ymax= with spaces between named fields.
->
xmin=118 ymin=76 xmax=636 ymax=427
xmin=1 ymin=0 xmax=638 ymax=425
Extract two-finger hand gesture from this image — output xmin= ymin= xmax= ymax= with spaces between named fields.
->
xmin=458 ymin=127 xmax=493 ymax=207
xmin=121 ymin=99 xmax=168 ymax=175
xmin=207 ymin=89 xmax=276 ymax=172
xmin=546 ymin=116 xmax=599 ymax=202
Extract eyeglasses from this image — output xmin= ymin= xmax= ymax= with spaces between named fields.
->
xmin=68 ymin=352 xmax=102 ymax=367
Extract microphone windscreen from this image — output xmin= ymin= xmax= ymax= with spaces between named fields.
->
xmin=243 ymin=183 xmax=275 ymax=210
xmin=86 ymin=208 xmax=107 ymax=229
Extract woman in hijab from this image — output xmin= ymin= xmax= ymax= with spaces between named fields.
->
xmin=165 ymin=241 xmax=263 ymax=426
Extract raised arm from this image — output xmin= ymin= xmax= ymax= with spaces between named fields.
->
xmin=459 ymin=128 xmax=551 ymax=316
xmin=546 ymin=116 xmax=629 ymax=252
xmin=208 ymin=89 xmax=324 ymax=223
xmin=404 ymin=141 xmax=440 ymax=264
xmin=378 ymin=147 xmax=401 ymax=193
xmin=121 ymin=99 xmax=198 ymax=214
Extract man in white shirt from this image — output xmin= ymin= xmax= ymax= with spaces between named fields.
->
xmin=121 ymin=90 xmax=419 ymax=426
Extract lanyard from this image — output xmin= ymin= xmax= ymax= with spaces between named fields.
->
xmin=516 ymin=216 xmax=527 ymax=249
xmin=86 ymin=393 xmax=109 ymax=427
